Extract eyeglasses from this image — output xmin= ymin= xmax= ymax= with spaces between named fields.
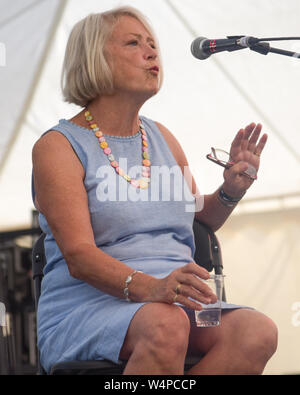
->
xmin=206 ymin=148 xmax=257 ymax=180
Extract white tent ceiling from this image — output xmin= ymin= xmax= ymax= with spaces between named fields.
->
xmin=1 ymin=0 xmax=300 ymax=375
xmin=0 ymin=0 xmax=300 ymax=229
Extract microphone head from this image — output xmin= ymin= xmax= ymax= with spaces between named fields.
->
xmin=191 ymin=37 xmax=211 ymax=60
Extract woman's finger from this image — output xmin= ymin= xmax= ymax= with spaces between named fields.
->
xmin=173 ymin=293 xmax=204 ymax=311
xmin=180 ymin=262 xmax=210 ymax=280
xmin=248 ymin=124 xmax=262 ymax=152
xmin=244 ymin=122 xmax=257 ymax=137
xmin=241 ymin=123 xmax=256 ymax=151
xmin=254 ymin=133 xmax=268 ymax=157
xmin=179 ymin=283 xmax=217 ymax=304
xmin=231 ymin=129 xmax=244 ymax=151
xmin=229 ymin=161 xmax=249 ymax=177
xmin=177 ymin=272 xmax=216 ymax=299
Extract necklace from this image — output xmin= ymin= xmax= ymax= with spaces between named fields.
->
xmin=84 ymin=110 xmax=151 ymax=189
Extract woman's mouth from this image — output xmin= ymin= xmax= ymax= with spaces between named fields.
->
xmin=149 ymin=66 xmax=159 ymax=74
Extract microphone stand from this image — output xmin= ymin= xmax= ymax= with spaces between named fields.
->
xmin=249 ymin=42 xmax=299 ymax=58
xmin=229 ymin=35 xmax=300 ymax=59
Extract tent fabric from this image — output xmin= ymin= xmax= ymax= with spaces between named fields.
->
xmin=0 ymin=0 xmax=62 ymax=166
xmin=0 ymin=0 xmax=300 ymax=230
xmin=217 ymin=207 xmax=300 ymax=374
xmin=0 ymin=0 xmax=299 ymax=374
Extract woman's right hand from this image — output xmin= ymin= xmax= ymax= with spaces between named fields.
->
xmin=142 ymin=262 xmax=217 ymax=310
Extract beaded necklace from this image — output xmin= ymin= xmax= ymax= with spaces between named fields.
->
xmin=84 ymin=110 xmax=151 ymax=189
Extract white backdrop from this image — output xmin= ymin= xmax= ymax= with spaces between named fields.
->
xmin=0 ymin=0 xmax=300 ymax=230
xmin=0 ymin=0 xmax=299 ymax=374
xmin=217 ymin=208 xmax=300 ymax=374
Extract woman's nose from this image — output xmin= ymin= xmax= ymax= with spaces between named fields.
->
xmin=143 ymin=45 xmax=157 ymax=60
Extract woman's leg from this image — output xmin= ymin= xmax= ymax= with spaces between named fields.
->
xmin=186 ymin=308 xmax=278 ymax=375
xmin=119 ymin=302 xmax=190 ymax=375
xmin=120 ymin=305 xmax=277 ymax=375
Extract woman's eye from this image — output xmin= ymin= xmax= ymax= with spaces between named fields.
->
xmin=128 ymin=40 xmax=138 ymax=46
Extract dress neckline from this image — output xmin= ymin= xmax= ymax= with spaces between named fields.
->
xmin=61 ymin=119 xmax=142 ymax=140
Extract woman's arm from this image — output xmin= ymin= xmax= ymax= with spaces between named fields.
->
xmin=32 ymin=131 xmax=154 ymax=300
xmin=194 ymin=184 xmax=242 ymax=232
xmin=32 ymin=131 xmax=214 ymax=309
xmin=156 ymin=121 xmax=234 ymax=231
xmin=155 ymin=121 xmax=268 ymax=232
xmin=199 ymin=123 xmax=268 ymax=230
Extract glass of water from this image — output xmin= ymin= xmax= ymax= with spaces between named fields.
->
xmin=195 ymin=274 xmax=225 ymax=327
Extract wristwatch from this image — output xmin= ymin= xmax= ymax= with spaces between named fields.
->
xmin=217 ymin=186 xmax=245 ymax=207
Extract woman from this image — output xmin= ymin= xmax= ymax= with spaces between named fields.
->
xmin=32 ymin=6 xmax=277 ymax=374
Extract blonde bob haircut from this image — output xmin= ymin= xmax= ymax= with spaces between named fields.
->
xmin=61 ymin=6 xmax=164 ymax=108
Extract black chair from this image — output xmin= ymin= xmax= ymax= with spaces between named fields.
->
xmin=32 ymin=217 xmax=225 ymax=375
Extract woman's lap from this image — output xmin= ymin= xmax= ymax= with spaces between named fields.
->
xmin=119 ymin=301 xmax=252 ymax=361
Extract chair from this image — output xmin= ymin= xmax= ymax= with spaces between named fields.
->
xmin=32 ymin=217 xmax=225 ymax=375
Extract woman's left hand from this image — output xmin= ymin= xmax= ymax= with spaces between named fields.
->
xmin=223 ymin=122 xmax=268 ymax=197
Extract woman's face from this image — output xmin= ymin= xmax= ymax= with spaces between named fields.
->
xmin=105 ymin=16 xmax=161 ymax=100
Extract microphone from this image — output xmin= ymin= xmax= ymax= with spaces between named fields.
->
xmin=191 ymin=35 xmax=300 ymax=60
xmin=191 ymin=36 xmax=252 ymax=60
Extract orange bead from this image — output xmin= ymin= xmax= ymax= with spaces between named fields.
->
xmin=142 ymin=141 xmax=148 ymax=147
xmin=142 ymin=160 xmax=151 ymax=167
xmin=100 ymin=142 xmax=108 ymax=149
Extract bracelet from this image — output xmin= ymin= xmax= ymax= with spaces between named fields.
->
xmin=124 ymin=270 xmax=143 ymax=302
xmin=217 ymin=187 xmax=245 ymax=208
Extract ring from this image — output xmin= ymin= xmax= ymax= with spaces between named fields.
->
xmin=175 ymin=283 xmax=182 ymax=295
xmin=254 ymin=152 xmax=260 ymax=157
xmin=173 ymin=294 xmax=178 ymax=303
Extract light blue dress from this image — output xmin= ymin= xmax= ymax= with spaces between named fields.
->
xmin=32 ymin=116 xmax=244 ymax=373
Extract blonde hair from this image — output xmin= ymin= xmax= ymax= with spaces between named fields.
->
xmin=61 ymin=6 xmax=163 ymax=108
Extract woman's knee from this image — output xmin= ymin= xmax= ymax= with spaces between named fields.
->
xmin=246 ymin=312 xmax=278 ymax=361
xmin=120 ymin=303 xmax=191 ymax=362
xmin=224 ymin=309 xmax=278 ymax=367
xmin=131 ymin=303 xmax=191 ymax=361
xmin=142 ymin=304 xmax=190 ymax=353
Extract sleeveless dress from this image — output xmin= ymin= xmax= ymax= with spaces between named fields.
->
xmin=31 ymin=116 xmax=245 ymax=373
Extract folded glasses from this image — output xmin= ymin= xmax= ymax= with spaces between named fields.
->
xmin=206 ymin=148 xmax=257 ymax=180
